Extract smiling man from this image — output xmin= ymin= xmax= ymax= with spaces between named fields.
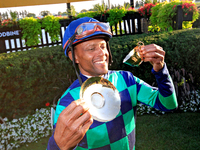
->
xmin=70 ymin=38 xmax=109 ymax=77
xmin=47 ymin=17 xmax=178 ymax=150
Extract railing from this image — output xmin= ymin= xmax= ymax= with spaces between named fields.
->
xmin=0 ymin=12 xmax=144 ymax=54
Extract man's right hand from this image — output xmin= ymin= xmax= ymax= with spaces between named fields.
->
xmin=54 ymin=99 xmax=93 ymax=150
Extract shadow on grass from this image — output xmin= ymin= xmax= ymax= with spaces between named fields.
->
xmin=18 ymin=112 xmax=200 ymax=150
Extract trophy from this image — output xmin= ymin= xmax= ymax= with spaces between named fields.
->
xmin=123 ymin=41 xmax=144 ymax=67
xmin=80 ymin=77 xmax=121 ymax=122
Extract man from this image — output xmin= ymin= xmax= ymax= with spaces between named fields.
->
xmin=47 ymin=17 xmax=178 ymax=150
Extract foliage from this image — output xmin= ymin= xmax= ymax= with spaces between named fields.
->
xmin=69 ymin=5 xmax=77 ymax=16
xmin=109 ymin=28 xmax=200 ymax=87
xmin=192 ymin=4 xmax=200 ymax=28
xmin=107 ymin=8 xmax=127 ymax=26
xmin=0 ymin=19 xmax=18 ymax=28
xmin=39 ymin=10 xmax=51 ymax=17
xmin=169 ymin=67 xmax=199 ymax=111
xmin=138 ymin=3 xmax=156 ymax=18
xmin=18 ymin=17 xmax=42 ymax=46
xmin=93 ymin=2 xmax=108 ymax=14
xmin=150 ymin=1 xmax=180 ymax=31
xmin=1 ymin=28 xmax=200 ymax=121
xmin=0 ymin=46 xmax=76 ymax=120
xmin=182 ymin=2 xmax=198 ymax=16
xmin=9 ymin=10 xmax=18 ymax=21
xmin=150 ymin=0 xmax=199 ymax=31
xmin=27 ymin=13 xmax=36 ymax=18
xmin=76 ymin=11 xmax=99 ymax=18
xmin=41 ymin=15 xmax=61 ymax=42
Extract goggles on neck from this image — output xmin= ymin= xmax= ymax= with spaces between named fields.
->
xmin=64 ymin=22 xmax=112 ymax=51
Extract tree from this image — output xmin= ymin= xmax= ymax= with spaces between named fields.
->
xmin=123 ymin=2 xmax=131 ymax=9
xmin=40 ymin=10 xmax=51 ymax=17
xmin=27 ymin=13 xmax=36 ymax=18
xmin=80 ymin=9 xmax=88 ymax=13
xmin=58 ymin=11 xmax=62 ymax=15
xmin=66 ymin=5 xmax=77 ymax=16
xmin=61 ymin=12 xmax=68 ymax=16
xmin=9 ymin=10 xmax=18 ymax=21
xmin=93 ymin=1 xmax=108 ymax=14
xmin=70 ymin=5 xmax=77 ymax=16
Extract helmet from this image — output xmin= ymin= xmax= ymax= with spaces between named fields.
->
xmin=62 ymin=17 xmax=112 ymax=57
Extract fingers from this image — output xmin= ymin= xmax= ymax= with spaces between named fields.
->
xmin=140 ymin=44 xmax=165 ymax=61
xmin=54 ymin=99 xmax=93 ymax=150
xmin=141 ymin=44 xmax=164 ymax=54
xmin=142 ymin=51 xmax=164 ymax=62
xmin=61 ymin=99 xmax=89 ymax=119
xmin=140 ymin=44 xmax=165 ymax=72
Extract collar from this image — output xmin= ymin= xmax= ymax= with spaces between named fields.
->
xmin=79 ymin=72 xmax=109 ymax=83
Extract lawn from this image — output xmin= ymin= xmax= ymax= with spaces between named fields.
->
xmin=18 ymin=112 xmax=200 ymax=150
xmin=136 ymin=112 xmax=200 ymax=150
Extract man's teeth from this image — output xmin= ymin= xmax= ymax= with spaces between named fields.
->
xmin=95 ymin=61 xmax=105 ymax=64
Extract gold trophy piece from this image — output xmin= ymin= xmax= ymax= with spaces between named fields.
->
xmin=123 ymin=41 xmax=144 ymax=67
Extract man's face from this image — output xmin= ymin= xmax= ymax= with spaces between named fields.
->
xmin=73 ymin=38 xmax=109 ymax=77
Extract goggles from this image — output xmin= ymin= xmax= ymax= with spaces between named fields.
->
xmin=75 ymin=22 xmax=112 ymax=39
xmin=64 ymin=22 xmax=112 ymax=50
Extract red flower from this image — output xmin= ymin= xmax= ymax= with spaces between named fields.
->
xmin=138 ymin=3 xmax=155 ymax=18
xmin=45 ymin=102 xmax=50 ymax=107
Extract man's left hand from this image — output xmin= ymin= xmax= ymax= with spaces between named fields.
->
xmin=140 ymin=44 xmax=165 ymax=72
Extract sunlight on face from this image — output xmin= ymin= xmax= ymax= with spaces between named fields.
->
xmin=74 ymin=38 xmax=109 ymax=77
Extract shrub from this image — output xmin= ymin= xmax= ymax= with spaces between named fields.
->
xmin=1 ymin=28 xmax=200 ymax=120
xmin=76 ymin=11 xmax=99 ymax=18
xmin=150 ymin=0 xmax=199 ymax=31
xmin=19 ymin=17 xmax=42 ymax=46
xmin=0 ymin=46 xmax=76 ymax=120
xmin=41 ymin=15 xmax=61 ymax=42
xmin=109 ymin=28 xmax=200 ymax=87
xmin=107 ymin=8 xmax=127 ymax=26
xmin=138 ymin=3 xmax=156 ymax=18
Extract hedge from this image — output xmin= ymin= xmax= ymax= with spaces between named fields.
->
xmin=0 ymin=28 xmax=200 ymax=120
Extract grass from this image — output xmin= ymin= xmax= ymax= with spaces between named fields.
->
xmin=136 ymin=112 xmax=200 ymax=150
xmin=17 ymin=112 xmax=200 ymax=150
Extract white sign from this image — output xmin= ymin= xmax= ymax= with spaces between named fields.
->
xmin=0 ymin=30 xmax=21 ymax=38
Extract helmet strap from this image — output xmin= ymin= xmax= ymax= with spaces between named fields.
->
xmin=107 ymin=41 xmax=113 ymax=66
xmin=67 ymin=34 xmax=112 ymax=86
xmin=68 ymin=33 xmax=83 ymax=85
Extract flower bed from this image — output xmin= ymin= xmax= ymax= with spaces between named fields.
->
xmin=0 ymin=108 xmax=51 ymax=150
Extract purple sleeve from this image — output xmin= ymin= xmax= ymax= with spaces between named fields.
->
xmin=47 ymin=131 xmax=60 ymax=150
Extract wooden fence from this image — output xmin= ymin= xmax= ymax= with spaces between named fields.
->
xmin=0 ymin=12 xmax=145 ymax=54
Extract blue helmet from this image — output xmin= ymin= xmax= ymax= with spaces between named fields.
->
xmin=62 ymin=17 xmax=112 ymax=57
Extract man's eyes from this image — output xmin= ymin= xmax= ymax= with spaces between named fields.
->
xmin=86 ymin=44 xmax=107 ymax=51
xmin=88 ymin=47 xmax=95 ymax=51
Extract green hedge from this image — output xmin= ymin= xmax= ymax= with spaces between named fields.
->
xmin=0 ymin=46 xmax=76 ymax=120
xmin=0 ymin=28 xmax=200 ymax=120
xmin=109 ymin=29 xmax=200 ymax=85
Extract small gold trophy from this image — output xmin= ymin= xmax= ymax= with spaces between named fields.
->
xmin=123 ymin=41 xmax=144 ymax=67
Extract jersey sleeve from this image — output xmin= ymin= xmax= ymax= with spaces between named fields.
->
xmin=47 ymin=82 xmax=81 ymax=150
xmin=135 ymin=63 xmax=178 ymax=111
